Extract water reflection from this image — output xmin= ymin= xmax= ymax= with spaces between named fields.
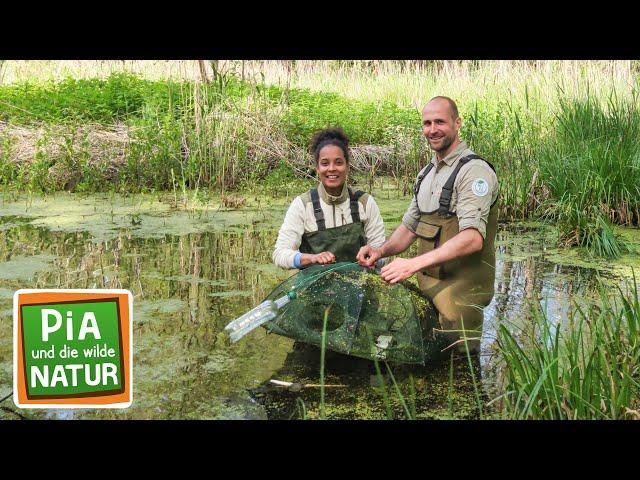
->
xmin=0 ymin=212 xmax=630 ymax=420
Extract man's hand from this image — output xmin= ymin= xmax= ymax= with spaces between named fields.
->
xmin=356 ymin=245 xmax=382 ymax=268
xmin=311 ymin=251 xmax=336 ymax=265
xmin=377 ymin=228 xmax=484 ymax=282
xmin=380 ymin=257 xmax=419 ymax=284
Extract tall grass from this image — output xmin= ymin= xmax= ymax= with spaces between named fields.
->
xmin=240 ymin=61 xmax=638 ymax=109
xmin=0 ymin=60 xmax=211 ymax=84
xmin=494 ymin=276 xmax=640 ymax=419
xmin=536 ymin=91 xmax=640 ymax=256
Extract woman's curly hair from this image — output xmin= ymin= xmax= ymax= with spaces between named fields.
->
xmin=309 ymin=127 xmax=350 ymax=164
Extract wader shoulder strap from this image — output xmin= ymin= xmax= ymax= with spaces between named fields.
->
xmin=348 ymin=188 xmax=365 ymax=223
xmin=439 ymin=154 xmax=496 ymax=215
xmin=414 ymin=163 xmax=434 ymax=198
xmin=310 ymin=188 xmax=326 ymax=230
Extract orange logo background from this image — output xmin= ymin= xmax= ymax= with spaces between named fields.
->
xmin=14 ymin=289 xmax=132 ymax=408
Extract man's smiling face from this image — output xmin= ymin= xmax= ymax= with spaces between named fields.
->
xmin=422 ymin=98 xmax=461 ymax=158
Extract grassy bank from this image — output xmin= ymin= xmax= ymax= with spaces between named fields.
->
xmin=1 ymin=62 xmax=640 ymax=257
xmin=0 ymin=73 xmax=422 ymax=194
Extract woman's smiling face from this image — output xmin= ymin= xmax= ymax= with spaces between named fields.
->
xmin=316 ymin=144 xmax=348 ymax=194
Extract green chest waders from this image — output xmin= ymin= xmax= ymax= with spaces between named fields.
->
xmin=299 ymin=188 xmax=367 ymax=263
xmin=413 ymin=155 xmax=499 ymax=351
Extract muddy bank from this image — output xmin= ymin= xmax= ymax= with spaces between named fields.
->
xmin=0 ymin=121 xmax=411 ymax=193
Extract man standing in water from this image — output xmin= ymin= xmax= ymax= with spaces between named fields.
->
xmin=357 ymin=96 xmax=499 ymax=355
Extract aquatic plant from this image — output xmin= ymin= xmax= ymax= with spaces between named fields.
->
xmin=494 ymin=275 xmax=640 ymax=419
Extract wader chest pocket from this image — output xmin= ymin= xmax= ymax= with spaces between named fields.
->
xmin=415 ymin=222 xmax=442 ymax=278
xmin=415 ymin=222 xmax=441 ymax=243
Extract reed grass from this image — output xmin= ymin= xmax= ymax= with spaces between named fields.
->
xmin=494 ymin=275 xmax=640 ymax=419
xmin=384 ymin=362 xmax=414 ymax=419
xmin=319 ymin=306 xmax=329 ymax=419
xmin=447 ymin=352 xmax=455 ymax=417
xmin=371 ymin=353 xmax=394 ymax=419
xmin=460 ymin=318 xmax=485 ymax=419
xmin=537 ymin=92 xmax=640 ymax=257
xmin=294 ymin=397 xmax=307 ymax=420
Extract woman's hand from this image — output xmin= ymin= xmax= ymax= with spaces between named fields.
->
xmin=311 ymin=251 xmax=336 ymax=265
xmin=299 ymin=251 xmax=336 ymax=267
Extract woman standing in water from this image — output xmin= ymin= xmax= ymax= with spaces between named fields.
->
xmin=273 ymin=128 xmax=385 ymax=269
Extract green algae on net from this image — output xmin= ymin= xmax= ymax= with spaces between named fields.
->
xmin=257 ymin=262 xmax=441 ymax=365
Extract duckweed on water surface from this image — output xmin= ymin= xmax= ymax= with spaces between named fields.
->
xmin=0 ymin=254 xmax=57 ymax=281
xmin=0 ymin=288 xmax=14 ymax=299
xmin=0 ymin=192 xmax=290 ymax=242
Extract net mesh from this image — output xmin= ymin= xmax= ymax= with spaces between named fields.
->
xmin=263 ymin=262 xmax=441 ymax=365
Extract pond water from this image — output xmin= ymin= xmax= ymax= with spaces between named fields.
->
xmin=0 ymin=191 xmax=637 ymax=420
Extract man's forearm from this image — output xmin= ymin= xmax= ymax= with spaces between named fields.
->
xmin=380 ymin=224 xmax=417 ymax=257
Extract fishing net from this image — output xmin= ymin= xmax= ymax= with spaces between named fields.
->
xmin=263 ymin=262 xmax=442 ymax=365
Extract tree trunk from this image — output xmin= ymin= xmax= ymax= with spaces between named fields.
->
xmin=209 ymin=60 xmax=220 ymax=83
xmin=198 ymin=60 xmax=209 ymax=83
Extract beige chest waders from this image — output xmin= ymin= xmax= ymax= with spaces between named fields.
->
xmin=299 ymin=187 xmax=367 ymax=263
xmin=413 ymin=155 xmax=498 ymax=352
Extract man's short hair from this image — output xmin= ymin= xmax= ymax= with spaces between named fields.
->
xmin=428 ymin=96 xmax=459 ymax=121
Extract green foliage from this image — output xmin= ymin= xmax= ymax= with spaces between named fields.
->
xmin=0 ymin=73 xmax=422 ymax=194
xmin=545 ymin=194 xmax=629 ymax=258
xmin=0 ymin=134 xmax=18 ymax=187
xmin=463 ymin=98 xmax=542 ymax=221
xmin=1 ymin=74 xmax=145 ymax=123
xmin=0 ymin=73 xmax=232 ymax=126
xmin=274 ymin=87 xmax=419 ymax=146
xmin=252 ymin=160 xmax=314 ymax=196
xmin=0 ymin=73 xmax=418 ymax=143
xmin=123 ymin=113 xmax=184 ymax=192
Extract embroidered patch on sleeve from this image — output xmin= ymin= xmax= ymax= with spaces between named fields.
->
xmin=471 ymin=178 xmax=489 ymax=197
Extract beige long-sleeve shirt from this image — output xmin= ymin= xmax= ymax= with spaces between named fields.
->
xmin=272 ymin=184 xmax=386 ymax=269
xmin=402 ymin=141 xmax=499 ymax=239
